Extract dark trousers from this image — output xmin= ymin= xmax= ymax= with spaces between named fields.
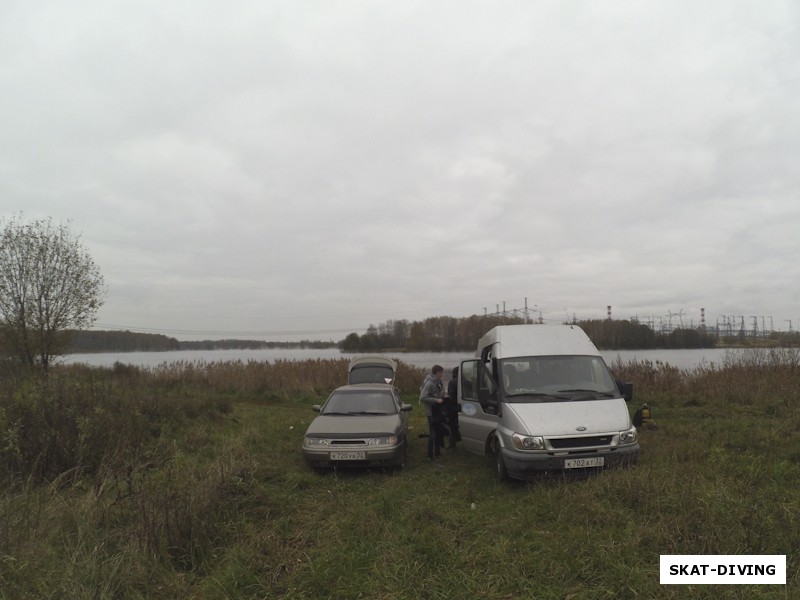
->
xmin=426 ymin=416 xmax=442 ymax=458
xmin=446 ymin=413 xmax=460 ymax=448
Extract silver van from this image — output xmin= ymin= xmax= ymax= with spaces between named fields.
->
xmin=458 ymin=324 xmax=639 ymax=482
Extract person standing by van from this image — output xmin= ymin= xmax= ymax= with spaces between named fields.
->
xmin=419 ymin=365 xmax=445 ymax=459
xmin=444 ymin=366 xmax=460 ymax=450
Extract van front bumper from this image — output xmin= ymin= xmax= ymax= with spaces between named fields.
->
xmin=501 ymin=444 xmax=639 ymax=480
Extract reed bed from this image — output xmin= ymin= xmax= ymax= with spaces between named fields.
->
xmin=612 ymin=347 xmax=800 ymax=410
xmin=119 ymin=357 xmax=428 ymax=397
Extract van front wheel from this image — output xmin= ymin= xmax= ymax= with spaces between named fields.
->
xmin=495 ymin=445 xmax=510 ymax=483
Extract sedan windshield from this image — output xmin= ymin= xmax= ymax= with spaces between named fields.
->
xmin=321 ymin=390 xmax=398 ymax=415
xmin=499 ymin=355 xmax=617 ymax=403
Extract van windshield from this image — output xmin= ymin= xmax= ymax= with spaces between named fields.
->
xmin=499 ymin=355 xmax=618 ymax=403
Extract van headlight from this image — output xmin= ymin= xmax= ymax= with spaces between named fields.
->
xmin=304 ymin=437 xmax=330 ymax=447
xmin=618 ymin=428 xmax=638 ymax=445
xmin=511 ymin=433 xmax=544 ymax=450
xmin=367 ymin=436 xmax=398 ymax=446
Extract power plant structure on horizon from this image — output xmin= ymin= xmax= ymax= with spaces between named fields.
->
xmin=484 ymin=300 xmax=796 ymax=338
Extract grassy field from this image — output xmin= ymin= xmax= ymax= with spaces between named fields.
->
xmin=1 ymin=350 xmax=798 ymax=598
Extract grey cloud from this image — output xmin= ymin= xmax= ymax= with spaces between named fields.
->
xmin=2 ymin=0 xmax=799 ymax=339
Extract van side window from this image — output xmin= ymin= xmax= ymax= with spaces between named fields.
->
xmin=477 ymin=365 xmax=499 ymax=414
xmin=481 ymin=344 xmax=499 ymax=382
xmin=474 ymin=350 xmax=495 ymax=410
xmin=460 ymin=361 xmax=478 ymax=401
xmin=477 ymin=364 xmax=496 ymax=397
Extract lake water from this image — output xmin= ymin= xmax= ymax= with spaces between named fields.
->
xmin=62 ymin=347 xmax=742 ymax=371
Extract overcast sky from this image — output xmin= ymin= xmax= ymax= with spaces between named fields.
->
xmin=2 ymin=1 xmax=799 ymax=341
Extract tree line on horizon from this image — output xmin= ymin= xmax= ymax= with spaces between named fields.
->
xmin=58 ymin=317 xmax=800 ymax=355
xmin=65 ymin=331 xmax=337 ymax=353
xmin=339 ymin=315 xmax=721 ymax=352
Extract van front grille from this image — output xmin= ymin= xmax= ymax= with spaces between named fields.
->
xmin=548 ymin=435 xmax=613 ymax=449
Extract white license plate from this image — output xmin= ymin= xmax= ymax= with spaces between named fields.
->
xmin=564 ymin=456 xmax=605 ymax=469
xmin=330 ymin=451 xmax=366 ymax=461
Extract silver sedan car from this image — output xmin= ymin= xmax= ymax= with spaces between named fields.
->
xmin=303 ymin=384 xmax=412 ymax=470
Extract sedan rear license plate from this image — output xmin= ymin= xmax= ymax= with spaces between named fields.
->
xmin=330 ymin=451 xmax=366 ymax=461
xmin=564 ymin=456 xmax=604 ymax=469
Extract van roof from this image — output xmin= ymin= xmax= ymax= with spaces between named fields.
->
xmin=478 ymin=324 xmax=600 ymax=358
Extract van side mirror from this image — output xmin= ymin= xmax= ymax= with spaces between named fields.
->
xmin=620 ymin=383 xmax=633 ymax=402
xmin=401 ymin=403 xmax=412 ymax=412
xmin=312 ymin=404 xmax=321 ymax=412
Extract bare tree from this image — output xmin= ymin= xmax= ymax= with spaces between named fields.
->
xmin=0 ymin=216 xmax=105 ymax=370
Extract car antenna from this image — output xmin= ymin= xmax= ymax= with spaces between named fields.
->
xmin=564 ymin=307 xmax=574 ymax=328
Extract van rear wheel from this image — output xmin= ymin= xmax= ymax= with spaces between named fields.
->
xmin=495 ymin=445 xmax=510 ymax=483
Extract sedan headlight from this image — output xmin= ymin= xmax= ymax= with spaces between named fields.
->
xmin=511 ymin=433 xmax=544 ymax=450
xmin=618 ymin=428 xmax=638 ymax=445
xmin=304 ymin=437 xmax=331 ymax=447
xmin=367 ymin=435 xmax=399 ymax=446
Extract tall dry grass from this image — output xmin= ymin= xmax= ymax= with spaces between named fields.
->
xmin=0 ymin=362 xmax=228 ymax=483
xmin=0 ymin=358 xmax=429 ymax=484
xmin=141 ymin=357 xmax=428 ymax=397
xmin=612 ymin=347 xmax=800 ymax=410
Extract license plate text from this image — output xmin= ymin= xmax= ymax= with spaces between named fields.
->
xmin=564 ymin=456 xmax=605 ymax=469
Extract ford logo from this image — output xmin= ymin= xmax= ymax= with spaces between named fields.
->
xmin=576 ymin=426 xmax=587 ymax=431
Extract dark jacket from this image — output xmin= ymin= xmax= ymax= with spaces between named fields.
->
xmin=444 ymin=378 xmax=459 ymax=417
